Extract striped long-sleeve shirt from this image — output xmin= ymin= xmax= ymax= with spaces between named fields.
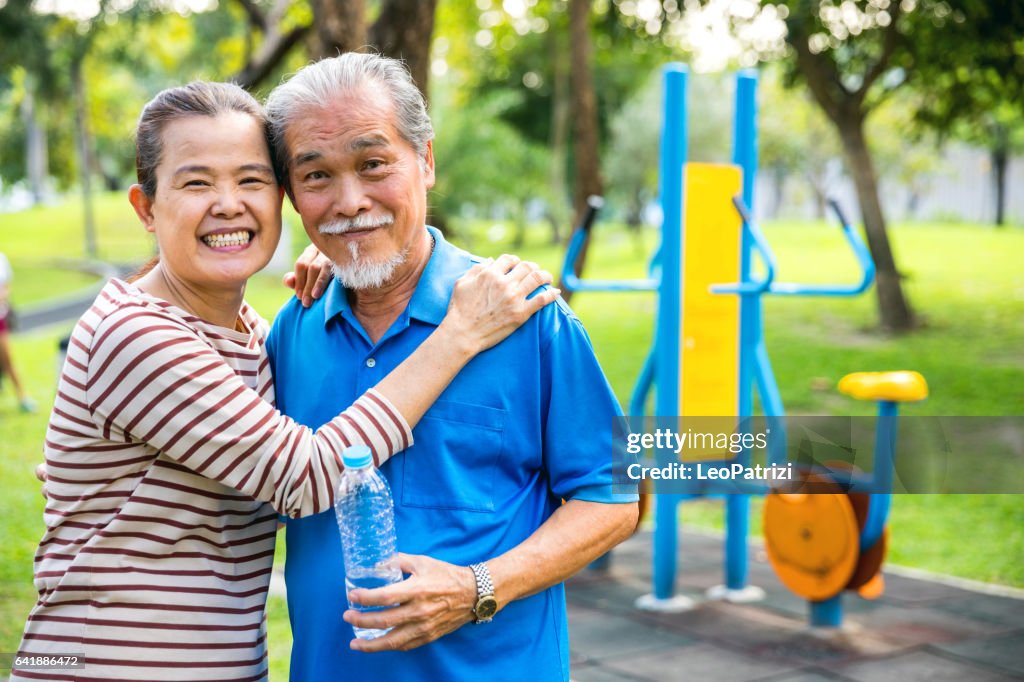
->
xmin=13 ymin=278 xmax=413 ymax=682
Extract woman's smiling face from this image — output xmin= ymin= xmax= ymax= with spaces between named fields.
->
xmin=132 ymin=110 xmax=283 ymax=292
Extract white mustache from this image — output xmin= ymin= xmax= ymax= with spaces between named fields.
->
xmin=318 ymin=213 xmax=395 ymax=235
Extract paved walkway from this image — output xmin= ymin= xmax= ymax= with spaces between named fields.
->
xmin=566 ymin=530 xmax=1024 ymax=681
xmin=17 ymin=262 xmax=134 ymax=332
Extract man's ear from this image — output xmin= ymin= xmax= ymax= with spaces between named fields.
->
xmin=128 ymin=184 xmax=156 ymax=233
xmin=422 ymin=140 xmax=436 ymax=190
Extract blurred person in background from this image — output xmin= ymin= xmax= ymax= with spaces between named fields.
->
xmin=0 ymin=250 xmax=36 ymax=413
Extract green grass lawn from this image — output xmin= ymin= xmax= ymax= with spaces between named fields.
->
xmin=0 ymin=195 xmax=1022 ymax=678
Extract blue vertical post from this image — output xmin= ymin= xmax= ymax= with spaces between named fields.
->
xmin=810 ymin=597 xmax=843 ymax=627
xmin=725 ymin=70 xmax=759 ymax=591
xmin=653 ymin=63 xmax=688 ymax=601
xmin=862 ymin=400 xmax=897 ymax=549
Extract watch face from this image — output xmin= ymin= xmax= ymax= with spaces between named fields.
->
xmin=476 ymin=596 xmax=498 ymax=620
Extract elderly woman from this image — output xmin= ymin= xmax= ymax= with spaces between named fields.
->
xmin=11 ymin=81 xmax=556 ymax=681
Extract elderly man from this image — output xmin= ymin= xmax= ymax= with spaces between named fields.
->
xmin=265 ymin=53 xmax=638 ymax=681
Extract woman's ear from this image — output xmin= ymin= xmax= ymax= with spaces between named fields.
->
xmin=128 ymin=184 xmax=156 ymax=233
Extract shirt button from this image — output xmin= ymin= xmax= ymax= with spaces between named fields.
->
xmin=366 ymin=358 xmax=376 ymax=368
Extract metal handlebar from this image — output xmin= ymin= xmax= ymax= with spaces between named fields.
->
xmin=711 ymin=197 xmax=875 ymax=299
xmin=710 ymin=197 xmax=777 ymax=295
xmin=766 ymin=199 xmax=875 ymax=297
xmin=560 ymin=196 xmax=659 ymax=293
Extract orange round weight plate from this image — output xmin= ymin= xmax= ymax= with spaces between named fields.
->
xmin=821 ymin=462 xmax=888 ymax=596
xmin=847 ymin=527 xmax=887 ymax=596
xmin=763 ymin=474 xmax=859 ymax=602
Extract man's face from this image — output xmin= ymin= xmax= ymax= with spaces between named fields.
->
xmin=284 ymin=87 xmax=435 ymax=289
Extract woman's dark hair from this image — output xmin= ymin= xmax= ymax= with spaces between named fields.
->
xmin=128 ymin=82 xmax=271 ymax=284
xmin=134 ymin=81 xmax=273 ymax=198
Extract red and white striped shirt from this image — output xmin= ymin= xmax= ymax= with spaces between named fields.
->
xmin=14 ymin=278 xmax=412 ymax=681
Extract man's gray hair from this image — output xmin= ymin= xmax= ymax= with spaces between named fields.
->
xmin=265 ymin=52 xmax=434 ymax=183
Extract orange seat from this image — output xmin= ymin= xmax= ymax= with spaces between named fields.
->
xmin=838 ymin=371 xmax=928 ymax=403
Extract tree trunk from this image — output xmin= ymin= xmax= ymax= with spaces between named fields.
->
xmin=836 ymin=112 xmax=915 ymax=332
xmin=370 ymin=0 xmax=439 ymax=98
xmin=559 ymin=0 xmax=603 ymax=303
xmin=513 ymin=205 xmax=527 ymax=249
xmin=992 ymin=138 xmax=1008 ymax=227
xmin=20 ymin=82 xmax=48 ymax=206
xmin=547 ymin=27 xmax=570 ymax=245
xmin=71 ymin=56 xmax=97 ymax=260
xmin=770 ymin=164 xmax=785 ymax=219
xmin=626 ymin=192 xmax=643 ymax=228
xmin=234 ymin=0 xmax=437 ymax=96
xmin=806 ymin=170 xmax=827 ymax=220
xmin=310 ymin=0 xmax=367 ymax=58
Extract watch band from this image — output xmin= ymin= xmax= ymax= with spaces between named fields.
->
xmin=469 ymin=562 xmax=497 ymax=624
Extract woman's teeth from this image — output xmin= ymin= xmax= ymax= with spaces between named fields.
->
xmin=202 ymin=231 xmax=251 ymax=248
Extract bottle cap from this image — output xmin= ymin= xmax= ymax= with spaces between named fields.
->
xmin=342 ymin=444 xmax=373 ymax=469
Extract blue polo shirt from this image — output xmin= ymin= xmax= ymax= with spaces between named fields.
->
xmin=267 ymin=227 xmax=634 ymax=682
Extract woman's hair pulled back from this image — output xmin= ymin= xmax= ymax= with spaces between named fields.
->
xmin=134 ymin=81 xmax=270 ymax=198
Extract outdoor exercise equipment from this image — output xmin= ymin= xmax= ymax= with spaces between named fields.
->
xmin=560 ymin=63 xmax=928 ymax=627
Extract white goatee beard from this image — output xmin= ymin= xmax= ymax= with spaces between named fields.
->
xmin=331 ymin=242 xmax=409 ymax=290
xmin=317 ymin=212 xmax=406 ymax=290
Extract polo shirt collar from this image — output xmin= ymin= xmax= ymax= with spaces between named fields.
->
xmin=322 ymin=226 xmax=475 ymax=328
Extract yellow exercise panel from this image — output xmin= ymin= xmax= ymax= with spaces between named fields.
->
xmin=677 ymin=163 xmax=742 ymax=460
xmin=763 ymin=474 xmax=860 ymax=602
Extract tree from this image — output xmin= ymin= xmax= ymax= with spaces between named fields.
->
xmin=233 ymin=0 xmax=440 ymax=97
xmin=0 ymin=0 xmax=57 ymax=204
xmin=604 ymin=70 xmax=732 ymax=226
xmin=757 ymin=66 xmax=842 ymax=219
xmin=909 ymin=1 xmax=1024 ymax=227
xmin=775 ymin=0 xmax=922 ymax=332
xmin=234 ymin=0 xmax=311 ymax=89
xmin=0 ymin=0 xmax=108 ymax=256
xmin=558 ymin=0 xmax=603 ymax=302
xmin=768 ymin=0 xmax=1024 ymax=325
xmin=432 ymin=90 xmax=550 ymax=245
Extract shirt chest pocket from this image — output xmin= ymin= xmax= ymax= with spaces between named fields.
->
xmin=400 ymin=399 xmax=506 ymax=512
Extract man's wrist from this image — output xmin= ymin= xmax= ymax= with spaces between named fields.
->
xmin=469 ymin=561 xmax=499 ymax=624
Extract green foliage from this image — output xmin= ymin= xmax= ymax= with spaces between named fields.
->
xmin=910 ymin=1 xmax=1024 ymax=132
xmin=602 ymin=69 xmax=733 ymax=223
xmin=0 ymin=2 xmax=309 ymax=192
xmin=432 ymin=90 xmax=552 ymax=230
xmin=443 ymin=0 xmax=670 ymax=147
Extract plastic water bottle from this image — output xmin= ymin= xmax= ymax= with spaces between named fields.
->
xmin=334 ymin=445 xmax=402 ymax=640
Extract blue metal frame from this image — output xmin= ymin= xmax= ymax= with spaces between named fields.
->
xmin=559 ymin=65 xmax=893 ymax=627
xmin=652 ymin=63 xmax=689 ymax=600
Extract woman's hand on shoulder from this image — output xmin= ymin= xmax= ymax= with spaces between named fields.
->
xmin=282 ymin=244 xmax=334 ymax=308
xmin=442 ymin=254 xmax=559 ymax=354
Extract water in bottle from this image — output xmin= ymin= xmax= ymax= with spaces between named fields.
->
xmin=334 ymin=444 xmax=403 ymax=640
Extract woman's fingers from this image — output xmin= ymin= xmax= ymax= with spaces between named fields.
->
xmin=286 ymin=244 xmax=323 ymax=307
xmin=36 ymin=462 xmax=47 ymax=500
xmin=526 ymin=286 xmax=561 ymax=313
xmin=487 ymin=253 xmax=521 ymax=275
xmin=310 ymin=254 xmax=334 ymax=301
xmin=508 ymin=263 xmax=554 ymax=296
xmin=469 ymin=256 xmax=557 ymax=308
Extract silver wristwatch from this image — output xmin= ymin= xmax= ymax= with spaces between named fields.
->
xmin=469 ymin=562 xmax=498 ymax=624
